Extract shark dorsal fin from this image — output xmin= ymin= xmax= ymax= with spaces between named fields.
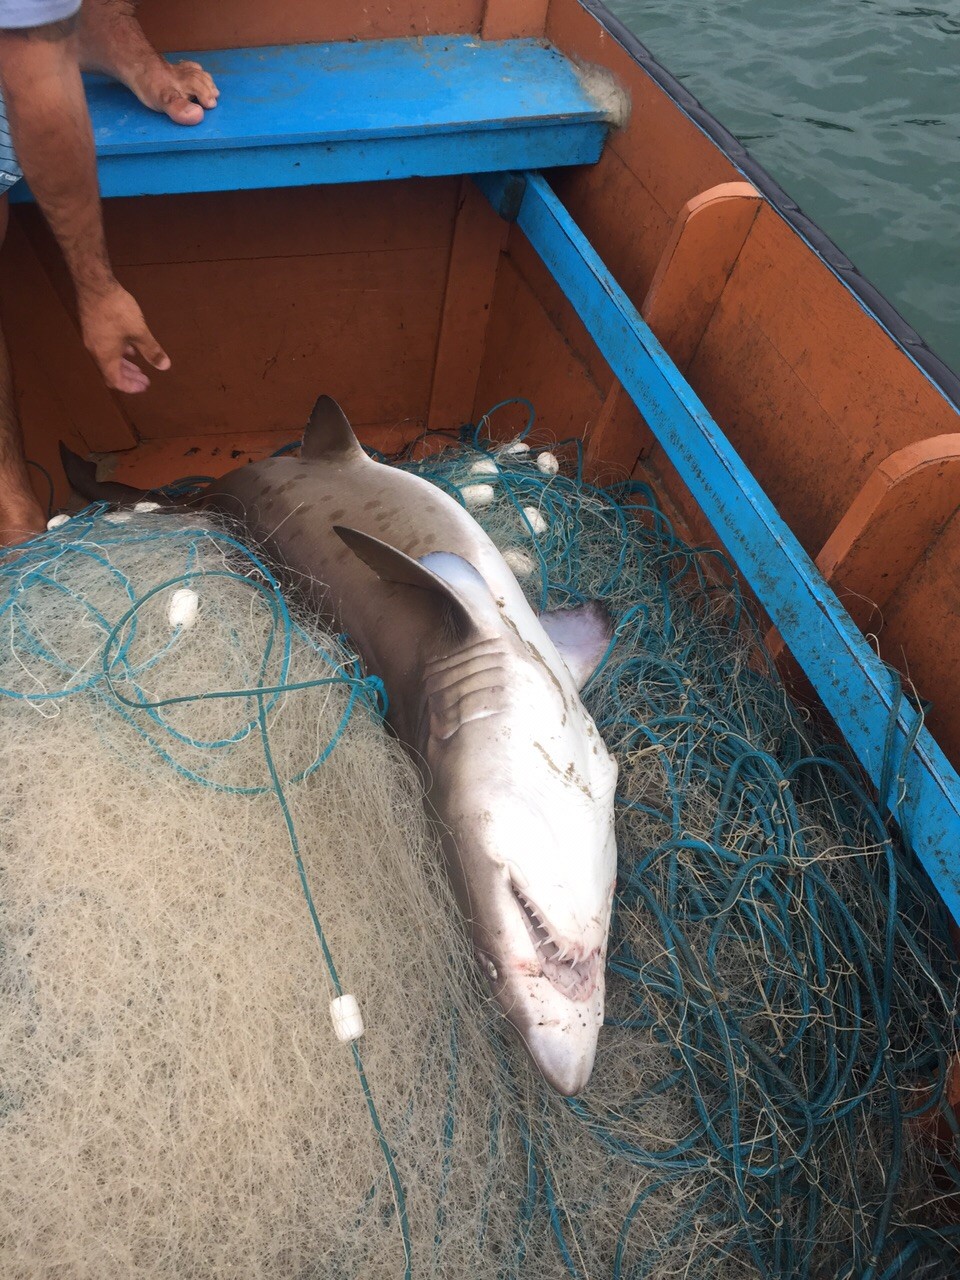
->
xmin=301 ymin=396 xmax=366 ymax=461
xmin=333 ymin=526 xmax=481 ymax=642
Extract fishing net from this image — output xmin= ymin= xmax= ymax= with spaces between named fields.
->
xmin=1 ymin=406 xmax=958 ymax=1278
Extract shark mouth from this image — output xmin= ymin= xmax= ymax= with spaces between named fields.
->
xmin=512 ymin=886 xmax=600 ymax=1002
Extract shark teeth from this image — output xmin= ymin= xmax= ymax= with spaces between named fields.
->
xmin=512 ymin=887 xmax=599 ymax=1002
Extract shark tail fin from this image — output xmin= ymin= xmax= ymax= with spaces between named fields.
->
xmin=59 ymin=442 xmax=182 ymax=508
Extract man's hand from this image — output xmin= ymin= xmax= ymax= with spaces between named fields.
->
xmin=78 ymin=281 xmax=170 ymax=393
xmin=0 ymin=20 xmax=172 ymax=395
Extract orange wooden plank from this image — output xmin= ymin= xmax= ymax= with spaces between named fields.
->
xmin=872 ymin=510 xmax=960 ymax=767
xmin=474 ymin=251 xmax=605 ymax=443
xmin=97 ymin=181 xmax=460 ymax=268
xmin=642 ymin=181 xmax=761 ymax=372
xmin=684 ymin=290 xmax=869 ymax=554
xmin=683 ymin=203 xmax=960 ymax=553
xmin=16 ymin=185 xmax=457 ymax=446
xmin=137 ymin=0 xmax=485 ymax=52
xmin=637 ymin=436 xmax=726 ymax=554
xmin=815 ymin=436 xmax=960 ymax=633
xmin=502 ymin=226 xmax=620 ymax=395
xmin=584 ymin=379 xmax=654 ymax=480
xmin=474 ymin=205 xmax=665 ymax=487
xmin=552 ymin=149 xmax=673 ymax=314
xmin=106 ymin=431 xmax=297 ymax=488
xmin=481 ymin=0 xmax=549 ymax=39
xmin=716 ymin=207 xmax=958 ymax=448
xmin=94 ymin=247 xmax=448 ymax=439
xmin=428 ymin=178 xmax=508 ymax=430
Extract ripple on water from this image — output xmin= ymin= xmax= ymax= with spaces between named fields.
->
xmin=607 ymin=0 xmax=960 ymax=372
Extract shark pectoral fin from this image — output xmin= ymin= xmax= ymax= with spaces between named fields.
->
xmin=538 ymin=602 xmax=613 ymax=689
xmin=300 ymin=396 xmax=367 ymax=461
xmin=333 ymin=526 xmax=481 ymax=642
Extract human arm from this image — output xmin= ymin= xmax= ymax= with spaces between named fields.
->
xmin=0 ymin=13 xmax=169 ymax=391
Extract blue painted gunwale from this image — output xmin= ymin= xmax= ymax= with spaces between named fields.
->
xmin=476 ymin=170 xmax=960 ymax=925
xmin=11 ymin=37 xmax=607 ymax=201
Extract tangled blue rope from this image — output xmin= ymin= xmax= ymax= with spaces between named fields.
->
xmin=401 ymin=404 xmax=960 ymax=1279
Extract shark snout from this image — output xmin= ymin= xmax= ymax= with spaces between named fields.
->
xmin=466 ymin=870 xmax=610 ymax=1096
xmin=475 ymin=930 xmax=604 ymax=1097
xmin=433 ymin=787 xmax=615 ymax=1095
xmin=523 ymin=1014 xmax=601 ymax=1097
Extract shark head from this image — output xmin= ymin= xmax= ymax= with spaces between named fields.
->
xmin=416 ymin=560 xmax=619 ymax=1096
xmin=430 ymin=714 xmax=618 ymax=1095
xmin=333 ymin=526 xmax=618 ymax=1096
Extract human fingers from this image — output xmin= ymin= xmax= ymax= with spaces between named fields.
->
xmin=110 ymin=354 xmax=151 ymax=395
xmin=129 ymin=324 xmax=171 ymax=374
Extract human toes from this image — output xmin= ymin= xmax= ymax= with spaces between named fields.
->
xmin=173 ymin=61 xmax=220 ymax=110
xmin=161 ymin=89 xmax=205 ymax=126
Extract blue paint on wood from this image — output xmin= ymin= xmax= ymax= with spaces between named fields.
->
xmin=10 ymin=38 xmax=607 ymax=202
xmin=475 ymin=169 xmax=960 ymax=923
xmin=21 ymin=126 xmax=606 ymax=202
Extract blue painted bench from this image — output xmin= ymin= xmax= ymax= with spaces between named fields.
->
xmin=13 ymin=37 xmax=609 ymax=201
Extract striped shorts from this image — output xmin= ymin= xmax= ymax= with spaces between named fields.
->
xmin=0 ymin=90 xmax=23 ymax=193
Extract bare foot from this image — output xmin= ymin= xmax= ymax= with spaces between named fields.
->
xmin=79 ymin=0 xmax=219 ymax=126
xmin=118 ymin=55 xmax=219 ymax=127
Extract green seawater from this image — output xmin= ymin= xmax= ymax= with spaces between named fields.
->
xmin=605 ymin=0 xmax=960 ymax=375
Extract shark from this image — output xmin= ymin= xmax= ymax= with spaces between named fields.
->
xmin=62 ymin=397 xmax=619 ymax=1095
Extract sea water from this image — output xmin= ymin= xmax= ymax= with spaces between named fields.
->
xmin=606 ymin=0 xmax=960 ymax=375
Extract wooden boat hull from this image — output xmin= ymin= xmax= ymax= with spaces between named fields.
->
xmin=2 ymin=0 xmax=958 ymax=907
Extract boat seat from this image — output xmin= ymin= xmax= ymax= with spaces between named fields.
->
xmin=12 ymin=36 xmax=609 ymax=202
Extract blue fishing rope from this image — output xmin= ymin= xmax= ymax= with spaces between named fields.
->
xmin=404 ymin=411 xmax=960 ymax=1277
